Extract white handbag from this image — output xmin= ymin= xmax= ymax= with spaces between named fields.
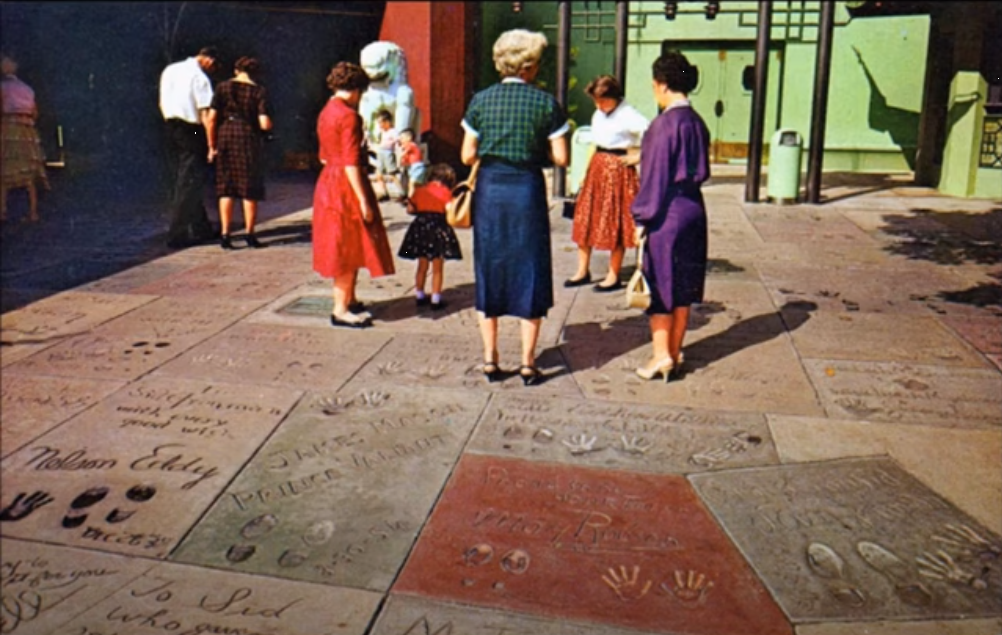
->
xmin=626 ymin=235 xmax=651 ymax=310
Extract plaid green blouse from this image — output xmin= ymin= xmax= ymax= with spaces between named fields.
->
xmin=462 ymin=78 xmax=570 ymax=167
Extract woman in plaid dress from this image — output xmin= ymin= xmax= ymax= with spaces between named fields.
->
xmin=460 ymin=30 xmax=570 ymax=386
xmin=208 ymin=56 xmax=272 ymax=249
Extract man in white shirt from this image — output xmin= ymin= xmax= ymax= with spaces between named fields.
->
xmin=160 ymin=46 xmax=218 ymax=249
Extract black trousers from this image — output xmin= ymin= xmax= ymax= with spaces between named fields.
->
xmin=165 ymin=119 xmax=215 ymax=243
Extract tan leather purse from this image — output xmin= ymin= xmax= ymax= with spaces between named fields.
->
xmin=626 ymin=235 xmax=651 ymax=310
xmin=445 ymin=160 xmax=480 ymax=229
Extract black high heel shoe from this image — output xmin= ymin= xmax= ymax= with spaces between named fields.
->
xmin=245 ymin=234 xmax=264 ymax=249
xmin=220 ymin=234 xmax=234 ymax=250
xmin=519 ymin=365 xmax=541 ymax=386
xmin=483 ymin=361 xmax=501 ymax=383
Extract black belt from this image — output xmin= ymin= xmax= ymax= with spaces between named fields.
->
xmin=596 ymin=147 xmax=628 ymax=156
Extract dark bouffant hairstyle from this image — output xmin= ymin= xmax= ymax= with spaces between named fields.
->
xmin=584 ymin=74 xmax=624 ymax=102
xmin=234 ymin=56 xmax=261 ymax=81
xmin=427 ymin=163 xmax=457 ymax=189
xmin=327 ymin=62 xmax=370 ymax=92
xmin=652 ymin=50 xmax=699 ymax=94
xmin=377 ymin=109 xmax=394 ymax=123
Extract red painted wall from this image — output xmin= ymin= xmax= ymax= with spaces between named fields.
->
xmin=378 ymin=2 xmax=432 ymax=132
xmin=377 ymin=2 xmax=475 ymax=166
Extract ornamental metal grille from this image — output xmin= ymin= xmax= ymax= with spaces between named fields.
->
xmin=980 ymin=115 xmax=1002 ymax=169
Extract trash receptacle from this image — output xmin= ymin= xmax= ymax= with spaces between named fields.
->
xmin=767 ymin=129 xmax=802 ymax=204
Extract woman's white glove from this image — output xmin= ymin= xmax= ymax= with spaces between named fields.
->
xmin=634 ymin=225 xmax=647 ymax=243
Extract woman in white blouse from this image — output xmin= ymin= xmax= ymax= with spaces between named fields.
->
xmin=566 ymin=75 xmax=649 ymax=291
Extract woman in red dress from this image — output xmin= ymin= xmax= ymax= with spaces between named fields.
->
xmin=313 ymin=62 xmax=395 ymax=328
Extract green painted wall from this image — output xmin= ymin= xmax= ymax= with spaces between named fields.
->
xmin=477 ymin=1 xmax=929 ymax=173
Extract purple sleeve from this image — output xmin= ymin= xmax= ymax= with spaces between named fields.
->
xmin=631 ymin=114 xmax=673 ymax=226
xmin=631 ymin=109 xmax=711 ymax=226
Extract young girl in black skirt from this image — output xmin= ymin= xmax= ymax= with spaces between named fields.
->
xmin=398 ymin=163 xmax=463 ymax=310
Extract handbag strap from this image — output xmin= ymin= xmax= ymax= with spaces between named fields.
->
xmin=636 ymin=234 xmax=646 ymax=268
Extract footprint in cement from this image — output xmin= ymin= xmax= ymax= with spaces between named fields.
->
xmin=105 ymin=484 xmax=157 ymax=524
xmin=62 ymin=486 xmax=110 ymax=529
xmin=806 ymin=542 xmax=866 ymax=607
xmin=241 ymin=514 xmax=278 ymax=540
xmin=278 ymin=549 xmax=308 ymax=568
xmin=226 ymin=544 xmax=257 ymax=563
xmin=463 ymin=543 xmax=494 ymax=567
xmin=302 ymin=520 xmax=336 ymax=546
xmin=857 ymin=540 xmax=933 ymax=607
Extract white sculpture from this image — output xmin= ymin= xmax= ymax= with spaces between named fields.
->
xmin=359 ymin=41 xmax=419 ymax=145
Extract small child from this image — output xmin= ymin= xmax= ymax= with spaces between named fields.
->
xmin=398 ymin=163 xmax=463 ymax=310
xmin=374 ymin=110 xmax=401 ymax=200
xmin=397 ymin=128 xmax=426 ymax=198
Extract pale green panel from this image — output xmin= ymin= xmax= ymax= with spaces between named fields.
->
xmin=625 ymin=41 xmax=663 ymax=121
xmin=974 ymin=169 xmax=1002 ymax=200
xmin=825 ymin=15 xmax=929 ymax=151
xmin=778 ymin=43 xmax=816 ymax=137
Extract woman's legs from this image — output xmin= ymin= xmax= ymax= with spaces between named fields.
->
xmin=668 ymin=306 xmax=690 ymax=364
xmin=478 ymin=314 xmax=499 ymax=363
xmin=519 ymin=318 xmax=542 ymax=367
xmin=219 ymin=197 xmax=235 ymax=236
xmin=430 ymin=258 xmax=444 ymax=295
xmin=571 ymin=246 xmax=592 ymax=281
xmin=242 ymin=199 xmax=258 ymax=235
xmin=603 ymin=246 xmax=625 ymax=285
xmin=648 ymin=313 xmax=672 ymax=363
xmin=332 ymin=271 xmax=361 ymax=318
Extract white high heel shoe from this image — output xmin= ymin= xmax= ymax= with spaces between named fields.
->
xmin=635 ymin=356 xmax=674 ymax=382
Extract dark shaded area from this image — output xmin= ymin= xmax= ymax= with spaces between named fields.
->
xmin=561 ymin=300 xmax=816 ymax=375
xmin=852 ymin=47 xmax=920 ymax=170
xmin=1 ymin=2 xmax=384 ymax=192
xmin=880 ymin=207 xmax=1002 ymax=310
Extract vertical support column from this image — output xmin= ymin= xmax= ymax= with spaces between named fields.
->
xmin=745 ymin=1 xmax=772 ymax=203
xmin=804 ymin=0 xmax=835 ymax=204
xmin=614 ymin=1 xmax=629 ymax=88
xmin=554 ymin=0 xmax=571 ymax=199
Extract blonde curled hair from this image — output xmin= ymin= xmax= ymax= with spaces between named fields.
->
xmin=492 ymin=29 xmax=547 ymax=78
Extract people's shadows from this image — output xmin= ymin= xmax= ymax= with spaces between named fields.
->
xmin=362 ymin=281 xmax=476 ymax=323
xmin=247 ymin=222 xmax=312 ymax=247
xmin=683 ymin=300 xmax=817 ymax=372
xmin=561 ymin=299 xmax=817 ymax=374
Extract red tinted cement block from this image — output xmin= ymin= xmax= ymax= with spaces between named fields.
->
xmin=395 ymin=455 xmax=792 ymax=635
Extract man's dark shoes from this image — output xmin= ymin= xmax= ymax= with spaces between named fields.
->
xmin=563 ymin=274 xmax=591 ymax=288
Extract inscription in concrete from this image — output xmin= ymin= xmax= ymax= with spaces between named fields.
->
xmin=689 ymin=457 xmax=1002 ymax=622
xmin=0 ymin=377 xmax=300 ymax=558
xmin=0 ymin=375 xmax=125 ymax=458
xmin=805 ymin=360 xmax=1002 ymax=428
xmin=54 ymin=553 xmax=381 ymax=635
xmin=468 ymin=393 xmax=778 ymax=473
xmin=371 ymin=594 xmax=669 ymax=635
xmin=3 ymin=297 xmax=264 ymax=381
xmin=342 ymin=332 xmax=580 ymax=394
xmin=790 ymin=312 xmax=988 ymax=367
xmin=0 ymin=537 xmax=154 ymax=635
xmin=172 ymin=385 xmax=489 ymax=591
xmin=154 ymin=322 xmax=390 ymax=390
xmin=1 ymin=291 xmax=157 ymax=367
xmin=394 ymin=454 xmax=793 ymax=635
xmin=130 ymin=258 xmax=309 ymax=300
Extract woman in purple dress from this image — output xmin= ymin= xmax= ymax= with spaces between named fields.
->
xmin=631 ymin=51 xmax=711 ymax=382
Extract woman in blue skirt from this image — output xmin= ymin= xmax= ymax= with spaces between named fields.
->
xmin=460 ymin=29 xmax=570 ymax=385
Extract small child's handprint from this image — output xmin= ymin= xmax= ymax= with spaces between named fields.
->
xmin=601 ymin=565 xmax=652 ymax=601
xmin=562 ymin=434 xmax=599 ymax=455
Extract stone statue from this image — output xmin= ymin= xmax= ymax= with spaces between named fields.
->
xmin=359 ymin=41 xmax=419 ymax=145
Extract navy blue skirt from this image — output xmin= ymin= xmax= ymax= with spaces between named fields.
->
xmin=472 ymin=161 xmax=553 ymax=319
